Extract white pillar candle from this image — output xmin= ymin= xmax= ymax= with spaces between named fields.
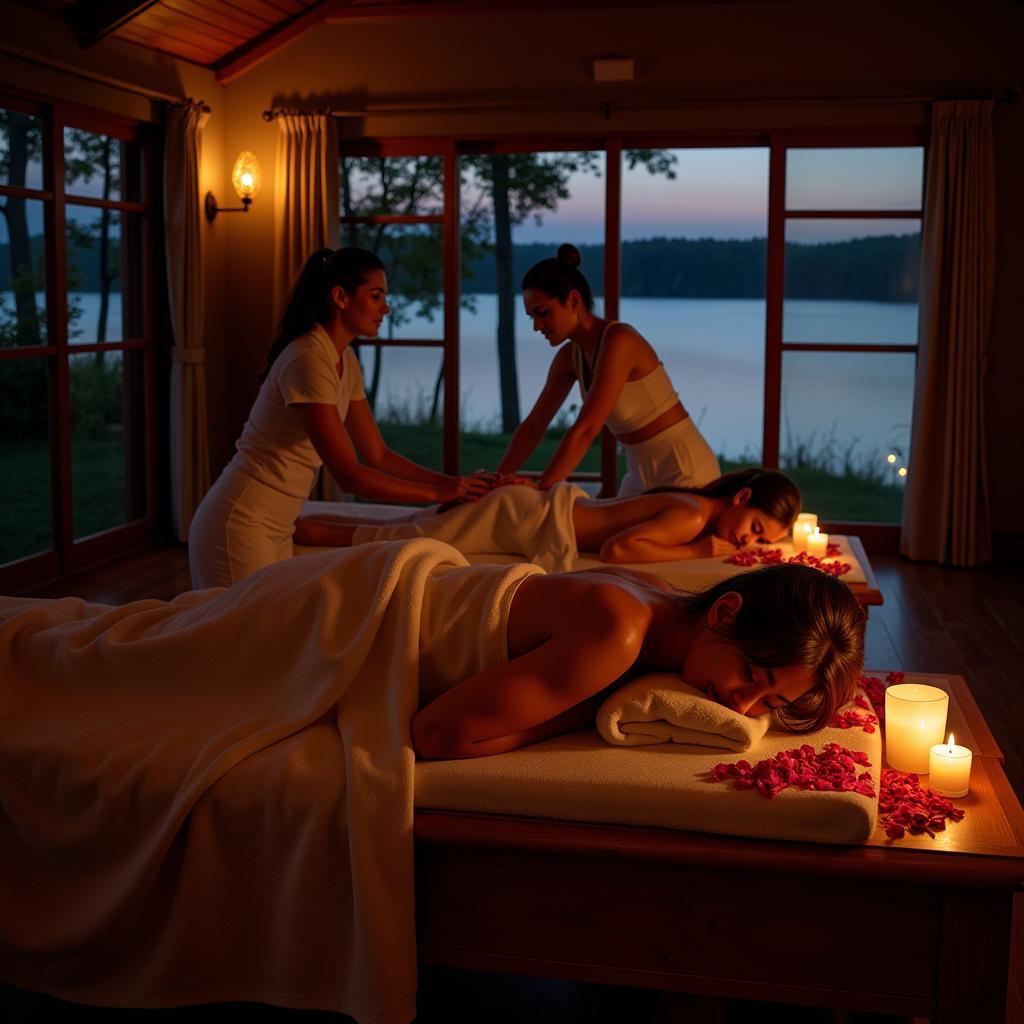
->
xmin=792 ymin=513 xmax=818 ymax=552
xmin=928 ymin=734 xmax=972 ymax=797
xmin=885 ymin=683 xmax=949 ymax=774
xmin=806 ymin=528 xmax=829 ymax=559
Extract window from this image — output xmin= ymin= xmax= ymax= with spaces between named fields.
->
xmin=0 ymin=96 xmax=158 ymax=590
xmin=339 ymin=130 xmax=924 ymax=529
xmin=766 ymin=140 xmax=924 ymax=526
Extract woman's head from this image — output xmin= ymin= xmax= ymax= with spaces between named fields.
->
xmin=521 ymin=243 xmax=594 ymax=344
xmin=262 ymin=247 xmax=389 ymax=380
xmin=650 ymin=468 xmax=802 ymax=546
xmin=679 ymin=563 xmax=866 ymax=731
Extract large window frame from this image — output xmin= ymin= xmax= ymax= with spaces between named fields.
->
xmin=0 ymin=91 xmax=160 ymax=593
xmin=346 ymin=123 xmax=926 ymax=542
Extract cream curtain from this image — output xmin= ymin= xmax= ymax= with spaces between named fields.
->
xmin=273 ymin=112 xmax=340 ymax=318
xmin=273 ymin=112 xmax=340 ymax=497
xmin=900 ymin=100 xmax=995 ymax=566
xmin=164 ymin=100 xmax=211 ymax=542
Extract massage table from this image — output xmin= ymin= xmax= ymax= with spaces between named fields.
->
xmin=297 ymin=500 xmax=884 ymax=612
xmin=411 ymin=673 xmax=1022 ymax=1022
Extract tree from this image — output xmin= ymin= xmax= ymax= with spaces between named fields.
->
xmin=0 ymin=110 xmax=43 ymax=347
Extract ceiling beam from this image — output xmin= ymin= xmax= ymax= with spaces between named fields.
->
xmin=69 ymin=0 xmax=162 ymax=49
xmin=214 ymin=0 xmax=352 ymax=86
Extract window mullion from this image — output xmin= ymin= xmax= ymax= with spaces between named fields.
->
xmin=44 ymin=106 xmax=73 ymax=570
xmin=763 ymin=135 xmax=786 ymax=469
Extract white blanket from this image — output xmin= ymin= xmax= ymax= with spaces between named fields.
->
xmin=597 ymin=673 xmax=771 ymax=751
xmin=0 ymin=538 xmax=485 ymax=1022
xmin=350 ymin=482 xmax=586 ymax=573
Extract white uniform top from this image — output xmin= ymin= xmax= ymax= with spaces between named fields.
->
xmin=230 ymin=323 xmax=366 ymax=499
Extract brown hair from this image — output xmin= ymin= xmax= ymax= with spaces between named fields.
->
xmin=679 ymin=563 xmax=866 ymax=732
xmin=261 ymin=246 xmax=385 ymax=382
xmin=520 ymin=243 xmax=594 ymax=311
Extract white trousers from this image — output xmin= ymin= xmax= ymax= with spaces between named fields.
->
xmin=188 ymin=465 xmax=302 ymax=589
xmin=617 ymin=416 xmax=721 ymax=496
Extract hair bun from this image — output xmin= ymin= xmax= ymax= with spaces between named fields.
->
xmin=556 ymin=243 xmax=582 ymax=268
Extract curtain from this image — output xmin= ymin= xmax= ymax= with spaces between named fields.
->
xmin=273 ymin=112 xmax=341 ymax=497
xmin=900 ymin=100 xmax=995 ymax=566
xmin=273 ymin=112 xmax=339 ymax=318
xmin=164 ymin=100 xmax=211 ymax=542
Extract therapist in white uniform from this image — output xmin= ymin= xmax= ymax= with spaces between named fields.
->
xmin=189 ymin=247 xmax=491 ymax=588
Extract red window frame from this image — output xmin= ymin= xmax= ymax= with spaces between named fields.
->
xmin=0 ymin=91 xmax=160 ymax=593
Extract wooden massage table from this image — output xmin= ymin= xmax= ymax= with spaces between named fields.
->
xmin=412 ymin=673 xmax=1022 ymax=1021
xmin=297 ymin=500 xmax=884 ymax=612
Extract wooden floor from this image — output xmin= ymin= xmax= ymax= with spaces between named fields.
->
xmin=6 ymin=545 xmax=1023 ymax=1023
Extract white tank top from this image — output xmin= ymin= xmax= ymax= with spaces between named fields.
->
xmin=571 ymin=320 xmax=680 ymax=435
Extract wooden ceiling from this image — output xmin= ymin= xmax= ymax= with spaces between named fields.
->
xmin=20 ymin=0 xmax=786 ymax=84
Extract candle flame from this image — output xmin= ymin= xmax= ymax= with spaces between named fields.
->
xmin=947 ymin=732 xmax=955 ymax=751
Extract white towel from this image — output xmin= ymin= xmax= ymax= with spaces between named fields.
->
xmin=351 ymin=482 xmax=586 ymax=572
xmin=597 ymin=673 xmax=771 ymax=751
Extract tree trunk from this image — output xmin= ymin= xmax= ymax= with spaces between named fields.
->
xmin=3 ymin=114 xmax=41 ymax=345
xmin=490 ymin=155 xmax=520 ymax=433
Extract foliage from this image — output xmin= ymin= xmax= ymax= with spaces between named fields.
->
xmin=460 ymin=235 xmax=920 ymax=302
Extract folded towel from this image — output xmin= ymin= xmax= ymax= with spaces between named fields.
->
xmin=597 ymin=673 xmax=771 ymax=751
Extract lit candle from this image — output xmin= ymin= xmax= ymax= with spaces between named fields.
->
xmin=884 ymin=683 xmax=949 ymax=774
xmin=792 ymin=513 xmax=817 ymax=552
xmin=806 ymin=528 xmax=829 ymax=559
xmin=928 ymin=733 xmax=972 ymax=797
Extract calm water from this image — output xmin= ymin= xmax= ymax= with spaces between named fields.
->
xmin=382 ymin=294 xmax=917 ymax=465
xmin=5 ymin=291 xmax=916 ymax=465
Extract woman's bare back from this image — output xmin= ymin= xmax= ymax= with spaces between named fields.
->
xmin=571 ymin=491 xmax=710 ymax=552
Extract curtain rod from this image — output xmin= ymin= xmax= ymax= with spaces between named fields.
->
xmin=262 ymin=90 xmax=1018 ymax=121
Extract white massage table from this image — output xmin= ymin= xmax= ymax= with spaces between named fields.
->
xmin=297 ymin=500 xmax=884 ymax=611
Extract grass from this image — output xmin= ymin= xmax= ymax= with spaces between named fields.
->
xmin=0 ymin=435 xmax=126 ymax=564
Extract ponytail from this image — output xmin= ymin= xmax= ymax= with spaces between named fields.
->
xmin=260 ymin=246 xmax=385 ymax=382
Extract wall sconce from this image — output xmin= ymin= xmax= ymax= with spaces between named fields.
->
xmin=205 ymin=151 xmax=261 ymax=222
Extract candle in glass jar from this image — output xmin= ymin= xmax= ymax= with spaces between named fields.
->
xmin=806 ymin=528 xmax=829 ymax=559
xmin=928 ymin=733 xmax=972 ymax=797
xmin=885 ymin=683 xmax=949 ymax=773
xmin=792 ymin=513 xmax=818 ymax=552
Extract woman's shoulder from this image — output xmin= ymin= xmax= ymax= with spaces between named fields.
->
xmin=599 ymin=321 xmax=657 ymax=362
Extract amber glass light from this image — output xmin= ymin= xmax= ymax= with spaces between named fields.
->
xmin=231 ymin=151 xmax=261 ymax=201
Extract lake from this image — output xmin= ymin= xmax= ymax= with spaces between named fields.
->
xmin=4 ymin=291 xmax=916 ymax=467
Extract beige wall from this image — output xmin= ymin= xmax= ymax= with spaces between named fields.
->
xmin=3 ymin=1 xmax=1022 ymax=544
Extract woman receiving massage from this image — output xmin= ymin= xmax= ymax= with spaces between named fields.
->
xmin=495 ymin=243 xmax=720 ymax=495
xmin=293 ymin=467 xmax=801 ymax=572
xmin=412 ymin=561 xmax=865 ymax=760
xmin=188 ymin=247 xmax=492 ymax=589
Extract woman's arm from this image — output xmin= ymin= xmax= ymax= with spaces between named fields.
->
xmin=345 ymin=399 xmax=491 ymax=489
xmin=496 ymin=347 xmax=576 ymax=476
xmin=597 ymin=503 xmax=735 ymax=563
xmin=294 ymin=402 xmax=486 ymax=505
xmin=412 ymin=583 xmax=649 ymax=759
xmin=537 ymin=327 xmax=637 ymax=488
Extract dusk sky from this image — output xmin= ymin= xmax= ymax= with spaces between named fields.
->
xmin=512 ymin=146 xmax=924 ymax=246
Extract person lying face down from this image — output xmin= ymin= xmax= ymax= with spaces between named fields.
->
xmin=412 ymin=562 xmax=866 ymax=760
xmin=293 ymin=467 xmax=802 ymax=570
